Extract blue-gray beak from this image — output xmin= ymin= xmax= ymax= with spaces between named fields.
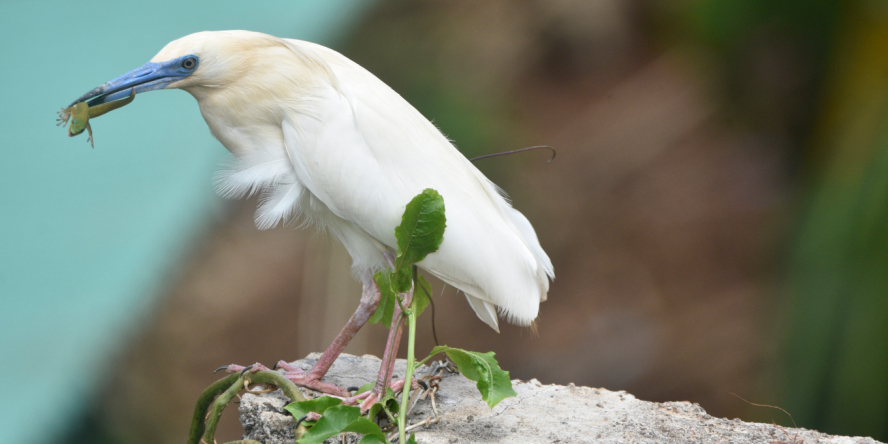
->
xmin=69 ymin=54 xmax=199 ymax=107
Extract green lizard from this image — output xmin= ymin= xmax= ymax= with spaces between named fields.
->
xmin=57 ymin=89 xmax=135 ymax=147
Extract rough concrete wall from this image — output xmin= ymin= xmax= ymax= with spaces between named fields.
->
xmin=238 ymin=354 xmax=881 ymax=444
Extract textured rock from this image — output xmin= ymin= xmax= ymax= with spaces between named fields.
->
xmin=239 ymin=353 xmax=882 ymax=444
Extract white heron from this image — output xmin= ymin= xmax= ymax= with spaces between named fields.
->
xmin=69 ymin=30 xmax=554 ymax=409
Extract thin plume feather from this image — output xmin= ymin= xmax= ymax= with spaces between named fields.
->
xmin=255 ymin=182 xmax=304 ymax=230
xmin=214 ymin=152 xmax=293 ymax=199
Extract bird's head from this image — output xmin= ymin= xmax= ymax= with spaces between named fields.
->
xmin=68 ymin=31 xmax=280 ymax=107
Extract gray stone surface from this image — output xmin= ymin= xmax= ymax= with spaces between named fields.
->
xmin=239 ymin=353 xmax=882 ymax=444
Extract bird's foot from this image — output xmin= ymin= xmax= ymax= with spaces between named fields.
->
xmin=346 ymin=378 xmax=422 ymax=413
xmin=272 ymin=360 xmax=351 ymax=397
xmin=218 ymin=361 xmax=351 ymax=398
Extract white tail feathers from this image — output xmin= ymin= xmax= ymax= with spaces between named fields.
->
xmin=505 ymin=207 xmax=554 ymax=301
xmin=466 ymin=295 xmax=501 ymax=333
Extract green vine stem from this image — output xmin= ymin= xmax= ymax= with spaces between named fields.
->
xmin=398 ymin=306 xmax=418 ymax=443
xmin=188 ymin=370 xmax=310 ymax=444
xmin=201 ymin=374 xmax=246 ymax=444
xmin=187 ymin=373 xmax=240 ymax=444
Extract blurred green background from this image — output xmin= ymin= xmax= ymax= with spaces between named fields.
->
xmin=2 ymin=0 xmax=887 ymax=443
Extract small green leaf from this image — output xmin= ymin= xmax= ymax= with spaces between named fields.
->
xmin=406 ymin=432 xmax=419 ymax=444
xmin=284 ymin=396 xmax=342 ymax=419
xmin=413 ymin=273 xmax=432 ymax=317
xmin=385 ymin=396 xmax=399 ymax=416
xmin=369 ymin=272 xmax=396 ymax=327
xmin=354 ymin=382 xmax=374 ymax=395
xmin=367 ymin=387 xmax=399 ymax=421
xmin=297 ymin=405 xmax=361 ymax=443
xmin=367 ymin=402 xmax=385 ymax=423
xmin=426 ymin=346 xmax=517 ymax=408
xmin=393 ymin=189 xmax=446 ymax=283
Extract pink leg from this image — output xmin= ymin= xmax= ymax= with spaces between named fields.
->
xmin=351 ymin=288 xmax=414 ymax=412
xmin=307 ymin=277 xmax=382 ymax=380
xmin=224 ymin=276 xmax=381 ymax=398
xmin=377 ymin=293 xmax=410 ymax=391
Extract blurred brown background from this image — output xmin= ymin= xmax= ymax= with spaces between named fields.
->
xmin=66 ymin=1 xmax=888 ymax=442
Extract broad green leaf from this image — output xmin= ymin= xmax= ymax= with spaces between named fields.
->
xmin=394 ymin=266 xmax=413 ymax=294
xmin=406 ymin=432 xmax=418 ymax=444
xmin=374 ymin=189 xmax=445 ymax=322
xmin=413 ymin=273 xmax=432 ymax=317
xmin=284 ymin=396 xmax=341 ymax=419
xmin=427 ymin=346 xmax=517 ymax=408
xmin=358 ymin=435 xmax=387 ymax=444
xmin=297 ymin=405 xmax=361 ymax=443
xmin=295 ymin=404 xmax=389 ymax=444
xmin=393 ymin=189 xmax=446 ymax=291
xmin=369 ymin=272 xmax=396 ymax=327
xmin=343 ymin=418 xmax=387 ymax=443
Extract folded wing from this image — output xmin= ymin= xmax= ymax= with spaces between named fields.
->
xmin=280 ymin=40 xmax=554 ymax=331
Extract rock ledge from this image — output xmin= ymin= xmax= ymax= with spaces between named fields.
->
xmin=238 ymin=353 xmax=882 ymax=444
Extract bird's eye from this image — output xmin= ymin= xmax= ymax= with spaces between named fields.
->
xmin=181 ymin=57 xmax=196 ymax=70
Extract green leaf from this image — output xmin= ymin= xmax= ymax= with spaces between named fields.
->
xmin=373 ymin=189 xmax=445 ymax=323
xmin=413 ymin=273 xmax=432 ymax=317
xmin=367 ymin=387 xmax=399 ymax=421
xmin=426 ymin=346 xmax=517 ymax=408
xmin=297 ymin=405 xmax=361 ymax=443
xmin=294 ymin=403 xmax=389 ymax=444
xmin=284 ymin=396 xmax=342 ymax=419
xmin=393 ymin=189 xmax=446 ymax=291
xmin=367 ymin=402 xmax=385 ymax=423
xmin=358 ymin=435 xmax=387 ymax=444
xmin=394 ymin=266 xmax=414 ymax=294
xmin=343 ymin=418 xmax=387 ymax=443
xmin=354 ymin=382 xmax=374 ymax=395
xmin=406 ymin=432 xmax=418 ymax=444
xmin=369 ymin=271 xmax=397 ymax=327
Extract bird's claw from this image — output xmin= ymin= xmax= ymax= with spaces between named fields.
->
xmin=295 ymin=412 xmax=323 ymax=429
xmin=216 ymin=362 xmax=271 ymax=376
xmin=274 ymin=360 xmax=303 ymax=373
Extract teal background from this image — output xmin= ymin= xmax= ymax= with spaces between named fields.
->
xmin=0 ymin=2 xmax=370 ymax=443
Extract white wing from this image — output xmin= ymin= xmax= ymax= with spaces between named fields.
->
xmin=281 ymin=40 xmax=553 ymax=330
